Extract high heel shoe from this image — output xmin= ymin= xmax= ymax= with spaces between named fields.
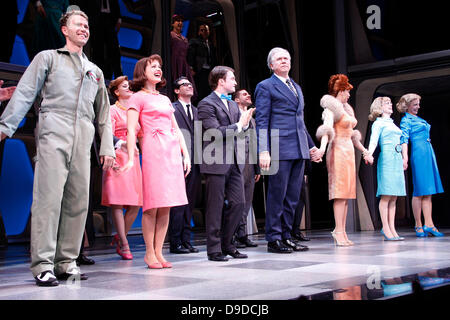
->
xmin=423 ymin=226 xmax=444 ymax=237
xmin=120 ymin=246 xmax=133 ymax=260
xmin=381 ymin=229 xmax=396 ymax=241
xmin=343 ymin=232 xmax=354 ymax=246
xmin=415 ymin=226 xmax=427 ymax=238
xmin=111 ymin=234 xmax=122 ymax=256
xmin=394 ymin=236 xmax=405 ymax=241
xmin=331 ymin=231 xmax=351 ymax=247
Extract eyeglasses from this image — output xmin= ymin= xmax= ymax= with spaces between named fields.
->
xmin=179 ymin=82 xmax=193 ymax=87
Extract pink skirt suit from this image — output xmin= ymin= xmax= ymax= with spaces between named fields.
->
xmin=127 ymin=91 xmax=188 ymax=212
xmin=101 ymin=102 xmax=143 ymax=207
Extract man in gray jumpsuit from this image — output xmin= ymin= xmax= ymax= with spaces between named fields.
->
xmin=0 ymin=9 xmax=115 ymax=286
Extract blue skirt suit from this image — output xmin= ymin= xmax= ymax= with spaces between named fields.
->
xmin=368 ymin=118 xmax=406 ymax=197
xmin=399 ymin=113 xmax=444 ymax=197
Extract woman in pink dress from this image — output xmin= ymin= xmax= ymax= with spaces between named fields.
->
xmin=123 ymin=55 xmax=191 ymax=269
xmin=102 ymin=76 xmax=143 ymax=260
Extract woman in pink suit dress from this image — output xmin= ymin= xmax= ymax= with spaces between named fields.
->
xmin=123 ymin=55 xmax=191 ymax=269
xmin=102 ymin=76 xmax=143 ymax=260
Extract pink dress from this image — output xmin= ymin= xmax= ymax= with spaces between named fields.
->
xmin=127 ymin=91 xmax=188 ymax=211
xmin=102 ymin=102 xmax=143 ymax=207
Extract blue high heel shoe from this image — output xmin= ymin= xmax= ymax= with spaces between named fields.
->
xmin=423 ymin=226 xmax=444 ymax=237
xmin=381 ymin=229 xmax=396 ymax=241
xmin=394 ymin=236 xmax=405 ymax=241
xmin=415 ymin=227 xmax=427 ymax=238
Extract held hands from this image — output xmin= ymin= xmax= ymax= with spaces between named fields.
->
xmin=100 ymin=156 xmax=115 ymax=171
xmin=363 ymin=154 xmax=374 ymax=165
xmin=255 ymin=174 xmax=261 ymax=183
xmin=310 ymin=147 xmax=324 ymax=163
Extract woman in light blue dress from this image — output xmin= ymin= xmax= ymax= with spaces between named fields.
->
xmin=397 ymin=94 xmax=444 ymax=237
xmin=365 ymin=97 xmax=405 ymax=240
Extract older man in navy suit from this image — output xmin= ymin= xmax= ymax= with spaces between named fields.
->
xmin=255 ymin=47 xmax=320 ymax=254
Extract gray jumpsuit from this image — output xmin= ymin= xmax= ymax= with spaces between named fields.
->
xmin=0 ymin=47 xmax=115 ymax=276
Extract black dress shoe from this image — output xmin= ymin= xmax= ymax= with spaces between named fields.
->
xmin=267 ymin=240 xmax=293 ymax=253
xmin=170 ymin=244 xmax=190 ymax=254
xmin=243 ymin=238 xmax=258 ymax=247
xmin=224 ymin=250 xmax=248 ymax=259
xmin=182 ymin=242 xmax=199 ymax=253
xmin=76 ymin=253 xmax=95 ymax=266
xmin=292 ymin=233 xmax=310 ymax=242
xmin=208 ymin=253 xmax=229 ymax=262
xmin=234 ymin=239 xmax=246 ymax=249
xmin=35 ymin=270 xmax=59 ymax=287
xmin=56 ymin=272 xmax=89 ymax=281
xmin=283 ymin=239 xmax=309 ymax=252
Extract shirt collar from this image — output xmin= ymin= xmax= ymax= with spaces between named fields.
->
xmin=274 ymin=73 xmax=290 ymax=84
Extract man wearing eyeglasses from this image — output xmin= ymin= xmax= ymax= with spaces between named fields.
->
xmin=169 ymin=77 xmax=201 ymax=254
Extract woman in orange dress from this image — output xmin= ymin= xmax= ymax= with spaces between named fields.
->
xmin=123 ymin=55 xmax=191 ymax=269
xmin=102 ymin=76 xmax=143 ymax=260
xmin=316 ymin=75 xmax=369 ymax=246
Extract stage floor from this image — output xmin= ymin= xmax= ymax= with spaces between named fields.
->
xmin=1 ymin=228 xmax=449 ymax=300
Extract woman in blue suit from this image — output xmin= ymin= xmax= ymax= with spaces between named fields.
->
xmin=397 ymin=94 xmax=444 ymax=237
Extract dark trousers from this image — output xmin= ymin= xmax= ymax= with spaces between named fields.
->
xmin=235 ymin=163 xmax=256 ymax=239
xmin=265 ymin=159 xmax=305 ymax=242
xmin=169 ymin=165 xmax=201 ymax=247
xmin=292 ymin=176 xmax=306 ymax=235
xmin=204 ymin=164 xmax=245 ymax=255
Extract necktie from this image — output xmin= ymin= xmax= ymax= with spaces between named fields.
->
xmin=186 ymin=104 xmax=193 ymax=122
xmin=286 ymin=79 xmax=298 ymax=98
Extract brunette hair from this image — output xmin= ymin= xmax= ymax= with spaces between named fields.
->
xmin=108 ymin=76 xmax=128 ymax=99
xmin=328 ymin=74 xmax=353 ymax=97
xmin=130 ymin=54 xmax=166 ymax=92
xmin=208 ymin=66 xmax=234 ymax=91
xmin=396 ymin=93 xmax=421 ymax=113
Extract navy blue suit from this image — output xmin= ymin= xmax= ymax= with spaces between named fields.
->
xmin=169 ymin=100 xmax=201 ymax=248
xmin=255 ymin=75 xmax=315 ymax=242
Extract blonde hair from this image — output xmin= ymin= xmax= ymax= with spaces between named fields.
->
xmin=369 ymin=97 xmax=390 ymax=121
xmin=396 ymin=93 xmax=421 ymax=113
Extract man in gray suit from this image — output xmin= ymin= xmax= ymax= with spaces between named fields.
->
xmin=197 ymin=66 xmax=254 ymax=262
xmin=233 ymin=89 xmax=260 ymax=248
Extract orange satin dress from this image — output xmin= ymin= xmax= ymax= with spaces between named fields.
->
xmin=326 ymin=109 xmax=357 ymax=200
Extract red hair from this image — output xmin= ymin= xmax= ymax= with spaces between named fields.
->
xmin=328 ymin=74 xmax=353 ymax=97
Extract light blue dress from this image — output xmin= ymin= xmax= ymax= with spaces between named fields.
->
xmin=400 ymin=113 xmax=444 ymax=196
xmin=368 ymin=118 xmax=406 ymax=197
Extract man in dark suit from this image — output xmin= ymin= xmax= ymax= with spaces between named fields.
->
xmin=169 ymin=77 xmax=201 ymax=254
xmin=255 ymin=47 xmax=320 ymax=254
xmin=233 ymin=89 xmax=260 ymax=248
xmin=198 ymin=66 xmax=254 ymax=262
xmin=187 ymin=23 xmax=217 ymax=103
